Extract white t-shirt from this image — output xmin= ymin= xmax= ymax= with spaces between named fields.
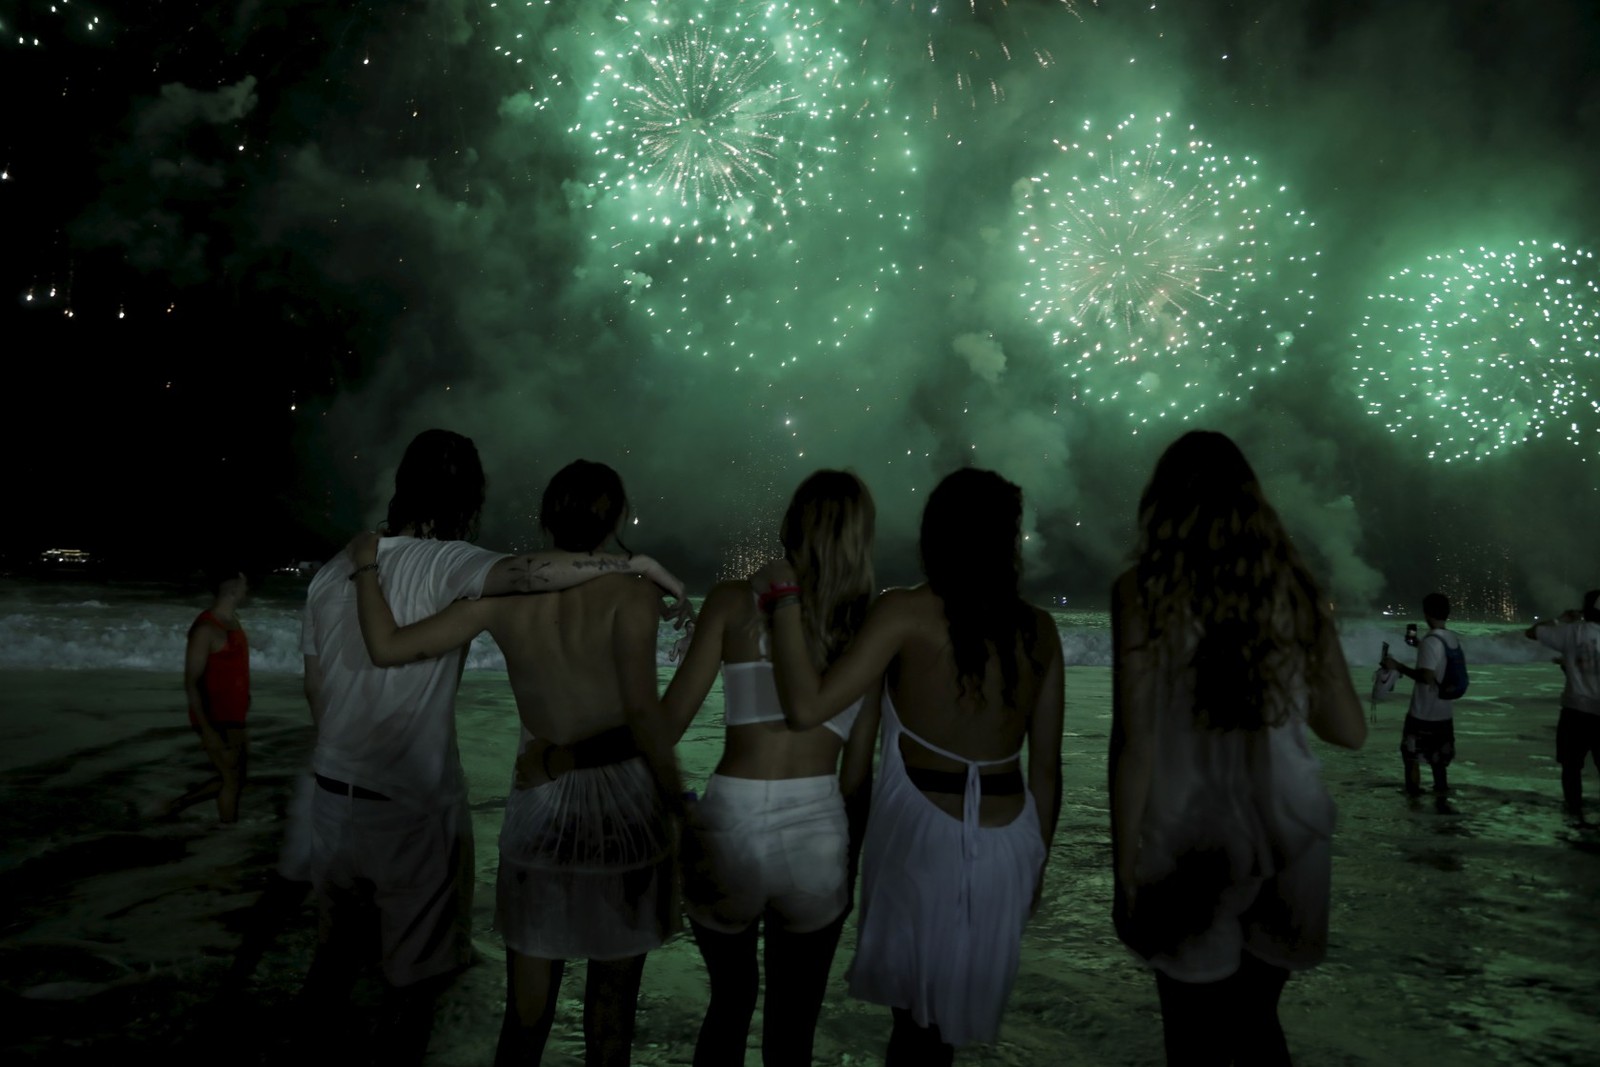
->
xmin=300 ymin=536 xmax=507 ymax=808
xmin=1407 ymin=627 xmax=1460 ymax=722
xmin=1537 ymin=620 xmax=1600 ymax=715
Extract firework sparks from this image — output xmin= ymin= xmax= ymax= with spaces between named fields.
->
xmin=605 ymin=25 xmax=797 ymax=209
xmin=1018 ymin=113 xmax=1318 ymax=429
xmin=1353 ymin=241 xmax=1600 ymax=462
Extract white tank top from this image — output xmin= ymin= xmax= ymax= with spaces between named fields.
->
xmin=721 ymin=660 xmax=862 ymax=741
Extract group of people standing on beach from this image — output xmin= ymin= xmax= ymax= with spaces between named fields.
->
xmin=174 ymin=426 xmax=1600 ymax=1067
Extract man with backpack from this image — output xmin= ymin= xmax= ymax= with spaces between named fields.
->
xmin=1383 ymin=592 xmax=1467 ymax=807
xmin=1526 ymin=590 xmax=1600 ymax=825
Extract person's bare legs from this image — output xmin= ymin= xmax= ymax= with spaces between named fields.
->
xmin=761 ymin=915 xmax=846 ymax=1067
xmin=1402 ymin=757 xmax=1423 ymax=797
xmin=585 ymin=955 xmax=648 ymax=1067
xmin=1561 ymin=762 xmax=1586 ymax=822
xmin=690 ymin=919 xmax=759 ymax=1067
xmin=163 ymin=726 xmax=234 ymax=818
xmin=215 ymin=726 xmax=248 ymax=823
xmin=886 ymin=1007 xmax=954 ymax=1067
xmin=496 ymin=949 xmax=565 ymax=1066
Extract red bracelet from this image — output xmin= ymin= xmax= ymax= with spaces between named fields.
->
xmin=758 ymin=583 xmax=801 ymax=612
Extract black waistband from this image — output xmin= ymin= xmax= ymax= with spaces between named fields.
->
xmin=564 ymin=725 xmax=641 ymax=770
xmin=905 ymin=765 xmax=1025 ymax=797
xmin=315 ymin=773 xmax=391 ymax=801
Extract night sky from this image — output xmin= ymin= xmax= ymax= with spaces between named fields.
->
xmin=3 ymin=0 xmax=1598 ymax=605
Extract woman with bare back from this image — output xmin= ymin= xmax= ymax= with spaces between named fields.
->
xmin=351 ymin=460 xmax=682 ymax=1067
xmin=757 ymin=467 xmax=1064 ymax=1065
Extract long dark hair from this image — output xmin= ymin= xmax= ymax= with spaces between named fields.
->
xmin=779 ymin=470 xmax=876 ymax=673
xmin=1133 ymin=431 xmax=1330 ymax=732
xmin=920 ymin=468 xmax=1039 ymax=710
xmin=540 ymin=460 xmax=630 ymax=553
xmin=385 ymin=429 xmax=486 ymax=542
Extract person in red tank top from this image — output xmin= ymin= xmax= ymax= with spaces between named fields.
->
xmin=164 ymin=564 xmax=252 ymax=823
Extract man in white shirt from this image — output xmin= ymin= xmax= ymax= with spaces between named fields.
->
xmin=297 ymin=429 xmax=687 ymax=1063
xmin=1382 ymin=592 xmax=1462 ymax=803
xmin=1526 ymin=589 xmax=1600 ymax=824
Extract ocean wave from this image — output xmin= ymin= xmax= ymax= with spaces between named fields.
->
xmin=0 ymin=602 xmax=1551 ymax=675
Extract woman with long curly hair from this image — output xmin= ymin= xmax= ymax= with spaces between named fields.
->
xmin=663 ymin=470 xmax=881 ymax=1067
xmin=756 ymin=467 xmax=1064 ymax=1065
xmin=1110 ymin=431 xmax=1367 ymax=1066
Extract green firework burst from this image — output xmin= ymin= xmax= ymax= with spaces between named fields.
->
xmin=1018 ymin=113 xmax=1318 ymax=430
xmin=1354 ymin=241 xmax=1600 ymax=462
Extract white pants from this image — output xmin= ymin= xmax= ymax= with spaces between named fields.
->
xmin=309 ymin=787 xmax=471 ymax=987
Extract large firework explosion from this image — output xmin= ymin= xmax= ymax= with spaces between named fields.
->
xmin=1016 ymin=113 xmax=1318 ymax=431
xmin=1353 ymin=241 xmax=1600 ymax=463
xmin=529 ymin=0 xmax=918 ymax=428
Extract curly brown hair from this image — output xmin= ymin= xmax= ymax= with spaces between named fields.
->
xmin=1132 ymin=431 xmax=1331 ymax=732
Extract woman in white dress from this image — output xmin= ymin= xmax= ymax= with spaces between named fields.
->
xmin=1109 ymin=431 xmax=1368 ymax=1066
xmin=756 ymin=467 xmax=1064 ymax=1065
xmin=663 ymin=470 xmax=879 ymax=1067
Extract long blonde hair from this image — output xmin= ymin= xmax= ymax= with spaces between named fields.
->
xmin=780 ymin=470 xmax=876 ymax=673
xmin=1133 ymin=431 xmax=1330 ymax=732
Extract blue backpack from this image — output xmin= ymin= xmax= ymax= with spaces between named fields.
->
xmin=1429 ymin=634 xmax=1469 ymax=700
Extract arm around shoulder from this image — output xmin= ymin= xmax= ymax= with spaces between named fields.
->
xmin=613 ymin=577 xmax=685 ymax=812
xmin=771 ymin=588 xmax=909 ymax=730
xmin=661 ymin=582 xmax=740 ymax=743
xmin=484 ymin=549 xmax=685 ymax=599
xmin=355 ymin=570 xmax=494 ymax=666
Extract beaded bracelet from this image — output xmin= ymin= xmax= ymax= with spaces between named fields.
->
xmin=768 ymin=594 xmax=801 ymax=613
xmin=348 ymin=562 xmax=379 ymax=581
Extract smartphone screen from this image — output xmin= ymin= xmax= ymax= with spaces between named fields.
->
xmin=1405 ymin=623 xmax=1418 ymax=647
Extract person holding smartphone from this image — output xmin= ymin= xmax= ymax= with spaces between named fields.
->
xmin=1382 ymin=594 xmax=1462 ymax=805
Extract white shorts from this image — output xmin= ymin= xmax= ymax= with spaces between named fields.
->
xmin=683 ymin=773 xmax=849 ymax=935
xmin=309 ymin=786 xmax=472 ymax=987
xmin=495 ymin=756 xmax=673 ymax=961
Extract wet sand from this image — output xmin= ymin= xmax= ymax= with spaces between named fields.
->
xmin=0 ymin=664 xmax=1595 ymax=1065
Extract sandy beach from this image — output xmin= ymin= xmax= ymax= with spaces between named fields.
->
xmin=1 ymin=661 xmax=1596 ymax=1066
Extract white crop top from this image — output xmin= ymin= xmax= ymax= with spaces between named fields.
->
xmin=721 ymin=660 xmax=863 ymax=740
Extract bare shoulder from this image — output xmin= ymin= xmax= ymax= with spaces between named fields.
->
xmin=874 ymin=585 xmax=927 ymax=614
xmin=1028 ymin=604 xmax=1063 ymax=662
xmin=605 ymin=572 xmax=662 ymax=612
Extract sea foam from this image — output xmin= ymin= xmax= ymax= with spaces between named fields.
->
xmin=0 ymin=583 xmax=1552 ymax=674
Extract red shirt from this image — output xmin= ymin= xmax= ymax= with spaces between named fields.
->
xmin=194 ymin=610 xmax=250 ymax=725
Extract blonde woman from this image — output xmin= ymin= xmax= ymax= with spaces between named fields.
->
xmin=1110 ymin=431 xmax=1367 ymax=1066
xmin=758 ymin=468 xmax=1064 ymax=1065
xmin=663 ymin=470 xmax=880 ymax=1067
